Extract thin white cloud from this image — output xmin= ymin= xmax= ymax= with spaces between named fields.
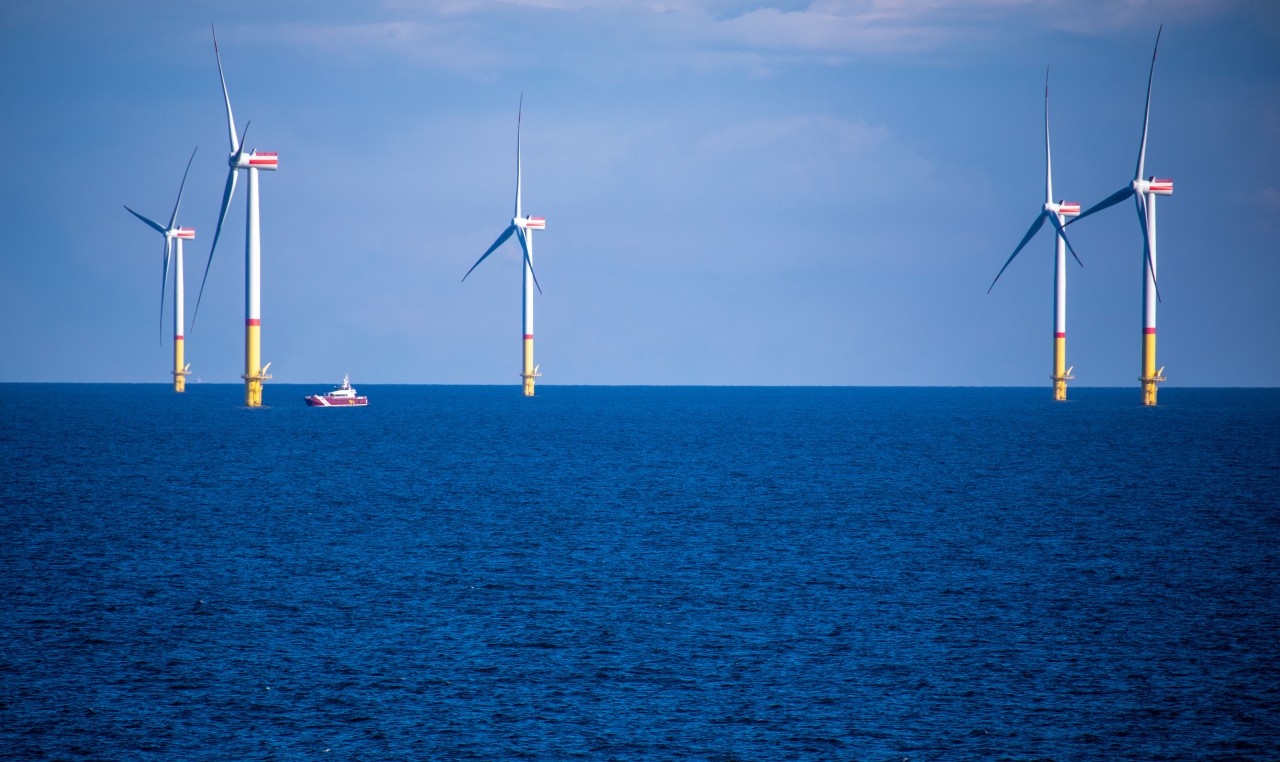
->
xmin=248 ymin=0 xmax=1245 ymax=79
xmin=380 ymin=0 xmax=754 ymax=13
xmin=707 ymin=0 xmax=1239 ymax=55
xmin=263 ymin=19 xmax=507 ymax=74
xmin=711 ymin=4 xmax=949 ymax=55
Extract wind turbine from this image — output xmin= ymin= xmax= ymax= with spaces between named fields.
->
xmin=988 ymin=68 xmax=1083 ymax=401
xmin=124 ymin=147 xmax=198 ymax=392
xmin=193 ymin=24 xmax=279 ymax=407
xmin=1068 ymin=25 xmax=1173 ymax=406
xmin=463 ymin=96 xmax=546 ymax=397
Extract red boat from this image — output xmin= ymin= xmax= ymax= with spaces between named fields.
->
xmin=305 ymin=374 xmax=368 ymax=407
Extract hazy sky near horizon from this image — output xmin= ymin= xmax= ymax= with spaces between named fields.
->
xmin=2 ymin=0 xmax=1277 ymax=386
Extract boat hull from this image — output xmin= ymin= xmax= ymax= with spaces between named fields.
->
xmin=304 ymin=395 xmax=368 ymax=407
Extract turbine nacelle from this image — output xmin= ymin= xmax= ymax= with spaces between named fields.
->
xmin=232 ymin=150 xmax=279 ymax=171
xmin=169 ymin=227 xmax=196 ymax=240
xmin=1135 ymin=177 xmax=1173 ymax=196
xmin=516 ymin=216 xmax=546 ymax=231
xmin=1047 ymin=201 xmax=1080 ymax=218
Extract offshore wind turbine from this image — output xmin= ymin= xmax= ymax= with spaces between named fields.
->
xmin=124 ymin=147 xmax=198 ymax=392
xmin=1068 ymin=25 xmax=1173 ymax=406
xmin=463 ymin=96 xmax=546 ymax=397
xmin=988 ymin=69 xmax=1083 ymax=401
xmin=193 ymin=24 xmax=279 ymax=407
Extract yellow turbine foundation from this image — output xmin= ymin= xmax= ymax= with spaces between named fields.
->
xmin=173 ymin=337 xmax=188 ymax=393
xmin=1140 ymin=330 xmax=1163 ymax=406
xmin=244 ymin=321 xmax=263 ymax=407
xmin=1052 ymin=334 xmax=1069 ymax=402
xmin=522 ymin=335 xmax=536 ymax=397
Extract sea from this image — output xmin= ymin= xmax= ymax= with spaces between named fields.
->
xmin=1 ymin=384 xmax=1277 ymax=761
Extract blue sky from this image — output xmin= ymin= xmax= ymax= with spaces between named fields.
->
xmin=1 ymin=0 xmax=1277 ymax=386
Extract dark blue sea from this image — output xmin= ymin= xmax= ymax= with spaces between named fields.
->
xmin=2 ymin=385 xmax=1278 ymax=760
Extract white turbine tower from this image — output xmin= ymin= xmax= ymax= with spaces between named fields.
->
xmin=463 ymin=96 xmax=546 ymax=397
xmin=193 ymin=24 xmax=279 ymax=407
xmin=1069 ymin=26 xmax=1173 ymax=406
xmin=124 ymin=147 xmax=198 ymax=392
xmin=988 ymin=69 xmax=1083 ymax=401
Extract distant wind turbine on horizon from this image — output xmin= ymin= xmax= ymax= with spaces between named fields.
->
xmin=1068 ymin=25 xmax=1173 ymax=407
xmin=193 ymin=23 xmax=279 ymax=407
xmin=124 ymin=147 xmax=198 ymax=393
xmin=463 ymin=95 xmax=547 ymax=397
xmin=988 ymin=68 xmax=1083 ymax=402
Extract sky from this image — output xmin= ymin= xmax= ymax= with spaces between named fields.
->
xmin=1 ymin=0 xmax=1277 ymax=387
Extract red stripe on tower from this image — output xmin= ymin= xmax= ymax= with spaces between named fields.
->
xmin=1055 ymin=332 xmax=1065 ymax=339
xmin=1144 ymin=327 xmax=1156 ymax=334
xmin=523 ymin=334 xmax=533 ymax=340
xmin=246 ymin=319 xmax=261 ymax=327
xmin=175 ymin=335 xmax=184 ymax=340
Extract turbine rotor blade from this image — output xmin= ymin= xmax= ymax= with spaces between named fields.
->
xmin=213 ymin=24 xmax=239 ymax=154
xmin=1047 ymin=212 xmax=1084 ymax=269
xmin=160 ymin=238 xmax=172 ymax=340
xmin=233 ymin=121 xmax=251 ymax=165
xmin=168 ymin=146 xmax=198 ymax=231
xmin=1136 ymin=24 xmax=1162 ymax=181
xmin=191 ymin=166 xmax=239 ymax=329
xmin=1045 ymin=65 xmax=1053 ymax=204
xmin=210 ymin=166 xmax=240 ymax=260
xmin=1135 ymin=193 xmax=1161 ymax=303
xmin=462 ymin=224 xmax=516 ymax=283
xmin=516 ymin=225 xmax=542 ymax=295
xmin=124 ymin=205 xmax=166 ymax=235
xmin=1069 ymin=186 xmax=1133 ymax=226
xmin=515 ymin=93 xmax=523 ymax=219
xmin=988 ymin=212 xmax=1046 ymax=294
